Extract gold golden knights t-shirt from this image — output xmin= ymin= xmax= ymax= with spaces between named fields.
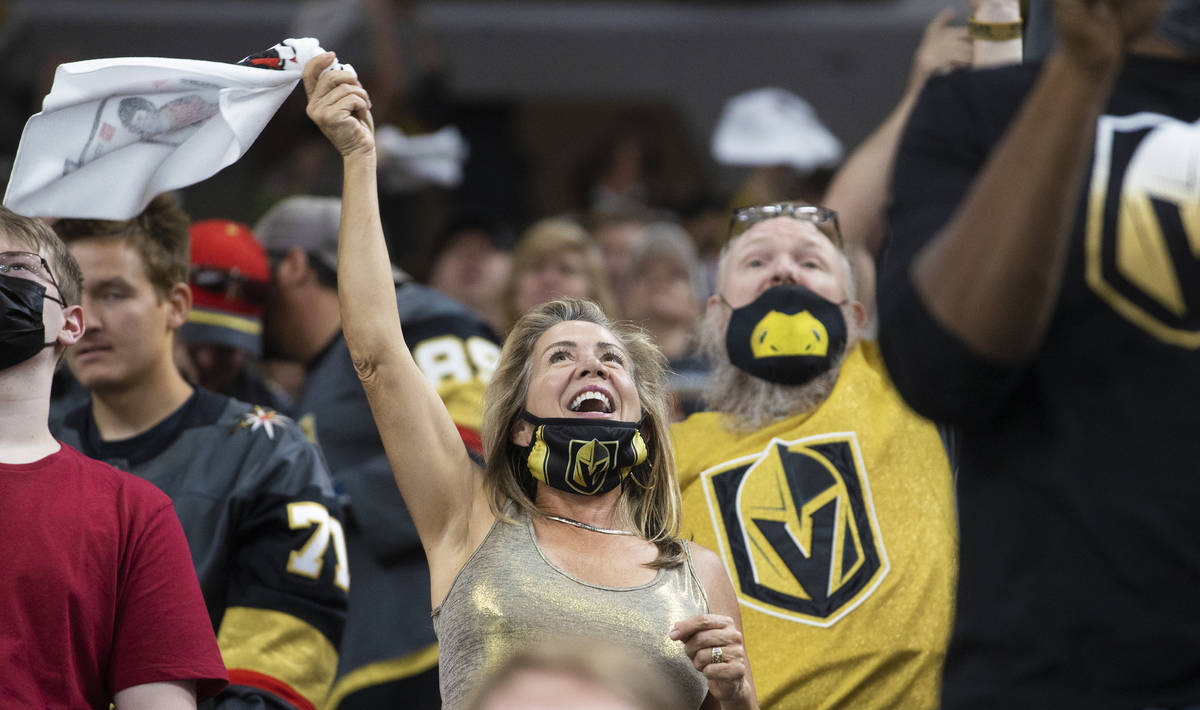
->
xmin=672 ymin=341 xmax=956 ymax=710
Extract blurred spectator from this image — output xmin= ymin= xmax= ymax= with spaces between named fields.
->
xmin=879 ymin=0 xmax=1200 ymax=706
xmin=586 ymin=208 xmax=652 ymax=300
xmin=622 ymin=222 xmax=705 ymax=361
xmin=679 ymin=192 xmax=732 ymax=299
xmin=621 ymin=222 xmax=707 ymax=417
xmin=465 ymin=638 xmax=684 ymax=710
xmin=500 ymin=217 xmax=615 ymax=331
xmin=178 ymin=219 xmax=291 ymax=412
xmin=712 ymin=87 xmax=843 ymax=210
xmin=255 ymin=194 xmax=501 ymax=710
xmin=574 ymin=118 xmax=664 ymax=214
xmin=51 ymin=194 xmax=347 ymax=710
xmin=426 ymin=214 xmax=515 ymax=333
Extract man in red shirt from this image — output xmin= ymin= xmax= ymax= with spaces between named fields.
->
xmin=0 ymin=205 xmax=228 ymax=709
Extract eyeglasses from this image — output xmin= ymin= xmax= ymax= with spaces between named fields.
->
xmin=0 ymin=251 xmax=65 ymax=302
xmin=727 ymin=202 xmax=843 ymax=249
xmin=190 ymin=266 xmax=270 ymax=305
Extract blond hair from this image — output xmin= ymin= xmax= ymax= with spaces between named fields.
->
xmin=500 ymin=217 xmax=616 ymax=331
xmin=481 ymin=297 xmax=685 ymax=568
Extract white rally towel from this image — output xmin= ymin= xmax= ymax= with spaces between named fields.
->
xmin=376 ymin=124 xmax=469 ymax=192
xmin=3 ymin=38 xmax=353 ymax=220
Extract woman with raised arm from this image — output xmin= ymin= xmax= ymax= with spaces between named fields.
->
xmin=301 ymin=54 xmax=757 ymax=710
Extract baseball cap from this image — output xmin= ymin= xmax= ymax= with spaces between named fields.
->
xmin=183 ymin=219 xmax=270 ymax=356
xmin=254 ymin=195 xmax=406 ymax=283
xmin=711 ymin=87 xmax=844 ymax=173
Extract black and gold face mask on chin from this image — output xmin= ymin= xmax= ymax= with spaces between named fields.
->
xmin=518 ymin=411 xmax=649 ymax=496
xmin=723 ymin=284 xmax=848 ymax=386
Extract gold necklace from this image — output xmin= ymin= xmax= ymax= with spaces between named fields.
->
xmin=544 ymin=514 xmax=637 ymax=536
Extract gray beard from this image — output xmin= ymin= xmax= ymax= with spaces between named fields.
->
xmin=697 ymin=315 xmax=845 ymax=435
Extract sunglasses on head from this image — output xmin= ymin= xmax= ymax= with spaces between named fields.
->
xmin=190 ymin=266 xmax=270 ymax=305
xmin=727 ymin=202 xmax=843 ymax=248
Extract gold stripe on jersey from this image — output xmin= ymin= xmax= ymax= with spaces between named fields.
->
xmin=437 ymin=379 xmax=488 ymax=432
xmin=322 ymin=642 xmax=439 ymax=710
xmin=217 ymin=606 xmax=338 ymax=708
xmin=672 ymin=341 xmax=956 ymax=710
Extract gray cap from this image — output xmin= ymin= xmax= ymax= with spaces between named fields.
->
xmin=254 ymin=195 xmax=407 ymax=283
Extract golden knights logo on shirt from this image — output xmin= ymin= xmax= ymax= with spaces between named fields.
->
xmin=700 ymin=432 xmax=888 ymax=627
xmin=1087 ymin=113 xmax=1200 ymax=347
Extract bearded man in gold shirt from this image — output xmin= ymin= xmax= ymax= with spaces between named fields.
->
xmin=672 ymin=202 xmax=956 ymax=709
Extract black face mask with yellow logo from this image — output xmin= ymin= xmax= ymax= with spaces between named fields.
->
xmin=519 ymin=411 xmax=649 ymax=496
xmin=725 ymin=284 xmax=847 ymax=386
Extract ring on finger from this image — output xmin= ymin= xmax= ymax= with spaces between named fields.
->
xmin=711 ymin=646 xmax=725 ymax=664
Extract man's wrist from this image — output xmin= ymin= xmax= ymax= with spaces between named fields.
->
xmin=971 ymin=0 xmax=1021 ymax=22
xmin=969 ymin=19 xmax=1022 ymax=42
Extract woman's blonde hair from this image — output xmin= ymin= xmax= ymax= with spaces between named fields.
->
xmin=499 ymin=217 xmax=616 ymax=332
xmin=481 ymin=297 xmax=685 ymax=568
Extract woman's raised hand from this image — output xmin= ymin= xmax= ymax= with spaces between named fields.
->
xmin=671 ymin=613 xmax=755 ymax=707
xmin=302 ymin=52 xmax=376 ymax=159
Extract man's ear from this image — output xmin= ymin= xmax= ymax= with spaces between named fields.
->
xmin=164 ymin=282 xmax=193 ymax=330
xmin=845 ymin=299 xmax=869 ymax=331
xmin=704 ymin=292 xmax=724 ymax=316
xmin=511 ymin=418 xmax=533 ymax=448
xmin=57 ymin=304 xmax=85 ymax=347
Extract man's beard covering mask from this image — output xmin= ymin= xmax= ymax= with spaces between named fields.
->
xmin=519 ymin=411 xmax=650 ymax=496
xmin=700 ymin=284 xmax=851 ymax=433
xmin=1160 ymin=0 xmax=1200 ymax=53
xmin=0 ymin=273 xmax=61 ymax=370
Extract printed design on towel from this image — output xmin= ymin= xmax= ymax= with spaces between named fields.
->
xmin=69 ymin=81 xmax=219 ymax=173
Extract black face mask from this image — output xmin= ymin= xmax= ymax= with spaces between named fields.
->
xmin=0 ymin=273 xmax=64 ymax=370
xmin=724 ymin=283 xmax=848 ymax=386
xmin=518 ymin=411 xmax=649 ymax=496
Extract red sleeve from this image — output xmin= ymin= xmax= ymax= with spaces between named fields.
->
xmin=108 ymin=487 xmax=229 ymax=701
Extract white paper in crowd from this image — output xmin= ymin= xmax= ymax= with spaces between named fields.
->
xmin=711 ymin=87 xmax=844 ymax=173
xmin=3 ymin=38 xmax=354 ymax=220
xmin=376 ymin=124 xmax=470 ymax=192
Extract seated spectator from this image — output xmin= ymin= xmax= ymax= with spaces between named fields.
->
xmin=427 ymin=214 xmax=514 ymax=334
xmin=586 ymin=208 xmax=652 ymax=298
xmin=178 ymin=218 xmax=291 ymax=412
xmin=499 ymin=216 xmax=615 ymax=331
xmin=621 ymin=221 xmax=708 ymax=417
xmin=1 ymin=205 xmax=227 ymax=708
xmin=51 ymin=194 xmax=348 ymax=710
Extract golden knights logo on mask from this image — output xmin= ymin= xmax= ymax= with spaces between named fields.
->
xmin=521 ymin=414 xmax=649 ymax=496
xmin=700 ymin=433 xmax=887 ymax=626
xmin=1087 ymin=113 xmax=1200 ymax=348
xmin=567 ymin=438 xmax=619 ymax=492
